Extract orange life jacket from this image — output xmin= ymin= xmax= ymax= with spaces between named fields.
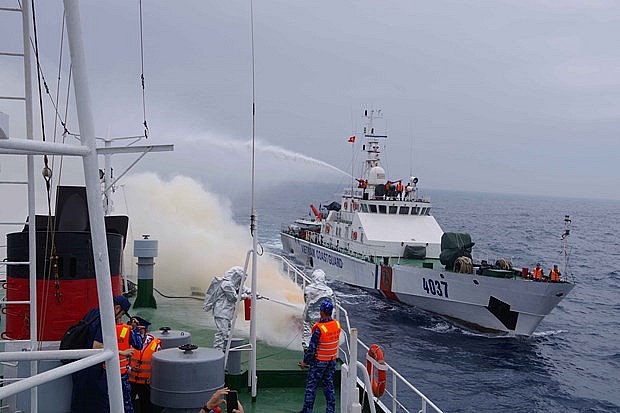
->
xmin=116 ymin=324 xmax=131 ymax=375
xmin=311 ymin=319 xmax=341 ymax=361
xmin=533 ymin=267 xmax=542 ymax=280
xmin=129 ymin=335 xmax=161 ymax=384
xmin=550 ymin=268 xmax=561 ymax=282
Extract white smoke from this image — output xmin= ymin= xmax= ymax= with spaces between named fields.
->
xmin=118 ymin=172 xmax=304 ymax=348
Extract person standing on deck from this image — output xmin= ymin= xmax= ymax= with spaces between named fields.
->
xmin=203 ymin=266 xmax=251 ymax=351
xmin=302 ymin=269 xmax=334 ymax=350
xmin=549 ymin=264 xmax=562 ymax=282
xmin=297 ymin=300 xmax=341 ymax=413
xmin=532 ymin=263 xmax=543 ymax=281
xmin=129 ymin=316 xmax=161 ymax=413
xmin=70 ymin=295 xmax=142 ymax=413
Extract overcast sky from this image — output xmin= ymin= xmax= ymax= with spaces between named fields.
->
xmin=1 ymin=0 xmax=619 ymax=201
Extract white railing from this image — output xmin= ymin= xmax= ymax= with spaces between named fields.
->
xmin=269 ymin=252 xmax=444 ymax=413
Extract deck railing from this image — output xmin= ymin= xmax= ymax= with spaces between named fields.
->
xmin=269 ymin=252 xmax=444 ymax=413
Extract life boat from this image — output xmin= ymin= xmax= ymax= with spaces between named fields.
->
xmin=366 ymin=343 xmax=387 ymax=397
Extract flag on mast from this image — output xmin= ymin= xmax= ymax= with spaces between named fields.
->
xmin=348 ymin=135 xmax=356 ymax=143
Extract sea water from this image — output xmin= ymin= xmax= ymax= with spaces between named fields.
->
xmin=235 ymin=182 xmax=620 ymax=413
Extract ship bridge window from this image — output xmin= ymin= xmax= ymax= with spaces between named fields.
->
xmin=389 ymin=206 xmax=398 ymax=214
xmin=425 ymin=207 xmax=431 ymax=215
xmin=412 ymin=207 xmax=420 ymax=215
xmin=399 ymin=206 xmax=410 ymax=215
xmin=378 ymin=205 xmax=387 ymax=214
xmin=361 ymin=203 xmax=368 ymax=212
xmin=421 ymin=207 xmax=428 ymax=215
xmin=369 ymin=204 xmax=377 ymax=213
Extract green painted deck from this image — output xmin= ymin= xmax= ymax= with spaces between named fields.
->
xmin=132 ymin=294 xmax=344 ymax=412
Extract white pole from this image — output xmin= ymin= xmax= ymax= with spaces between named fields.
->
xmin=249 ymin=0 xmax=258 ymax=400
xmin=350 ymin=328 xmax=359 ymax=410
xmin=21 ymin=0 xmax=38 ymax=410
xmin=63 ymin=3 xmax=124 ymax=412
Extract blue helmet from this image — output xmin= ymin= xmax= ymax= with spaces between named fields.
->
xmin=319 ymin=300 xmax=334 ymax=315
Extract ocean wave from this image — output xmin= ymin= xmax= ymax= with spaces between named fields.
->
xmin=532 ymin=329 xmax=568 ymax=337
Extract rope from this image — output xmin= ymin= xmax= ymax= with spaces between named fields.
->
xmin=455 ymin=256 xmax=473 ymax=274
xmin=138 ymin=0 xmax=149 ymax=138
xmin=29 ymin=0 xmax=47 ymax=143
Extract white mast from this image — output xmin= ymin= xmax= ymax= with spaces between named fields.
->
xmin=248 ymin=0 xmax=258 ymax=400
xmin=63 ymin=2 xmax=124 ymax=411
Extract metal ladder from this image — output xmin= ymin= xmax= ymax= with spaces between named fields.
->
xmin=0 ymin=2 xmax=125 ymax=412
xmin=0 ymin=2 xmax=40 ymax=410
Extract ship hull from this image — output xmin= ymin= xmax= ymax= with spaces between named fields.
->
xmin=281 ymin=232 xmax=574 ymax=336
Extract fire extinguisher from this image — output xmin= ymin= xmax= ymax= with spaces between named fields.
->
xmin=244 ymin=297 xmax=251 ymax=321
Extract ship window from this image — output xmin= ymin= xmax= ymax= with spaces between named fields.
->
xmin=378 ymin=205 xmax=387 ymax=214
xmin=425 ymin=207 xmax=431 ymax=215
xmin=399 ymin=207 xmax=410 ymax=215
xmin=412 ymin=207 xmax=420 ymax=215
xmin=421 ymin=207 xmax=428 ymax=215
xmin=389 ymin=206 xmax=398 ymax=214
xmin=361 ymin=204 xmax=368 ymax=212
xmin=369 ymin=204 xmax=377 ymax=213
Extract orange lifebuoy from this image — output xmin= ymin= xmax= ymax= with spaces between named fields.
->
xmin=366 ymin=344 xmax=386 ymax=398
xmin=352 ymin=202 xmax=357 ymax=211
xmin=352 ymin=231 xmax=358 ymax=241
xmin=344 ymin=201 xmax=348 ymax=210
xmin=325 ymin=225 xmax=330 ymax=234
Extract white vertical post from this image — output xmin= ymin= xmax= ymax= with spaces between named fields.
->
xmin=21 ymin=0 xmax=38 ymax=410
xmin=249 ymin=222 xmax=258 ymax=399
xmin=63 ymin=2 xmax=123 ymax=412
xmin=350 ymin=328 xmax=362 ymax=413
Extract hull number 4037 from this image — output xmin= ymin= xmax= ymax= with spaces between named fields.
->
xmin=423 ymin=278 xmax=449 ymax=298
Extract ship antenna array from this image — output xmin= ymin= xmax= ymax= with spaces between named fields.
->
xmin=363 ymin=108 xmax=383 ymax=136
xmin=561 ymin=215 xmax=572 ymax=277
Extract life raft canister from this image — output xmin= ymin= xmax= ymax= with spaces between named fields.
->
xmin=366 ymin=343 xmax=387 ymax=397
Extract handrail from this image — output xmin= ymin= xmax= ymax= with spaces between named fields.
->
xmin=268 ymin=252 xmax=443 ymax=413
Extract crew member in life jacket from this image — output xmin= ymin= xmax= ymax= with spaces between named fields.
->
xmin=129 ymin=316 xmax=161 ymax=413
xmin=532 ymin=263 xmax=543 ymax=281
xmin=71 ymin=295 xmax=142 ymax=413
xmin=297 ymin=300 xmax=341 ymax=413
xmin=549 ymin=264 xmax=561 ymax=282
xmin=113 ymin=296 xmax=143 ymax=413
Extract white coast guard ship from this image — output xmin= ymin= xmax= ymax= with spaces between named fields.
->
xmin=281 ymin=109 xmax=574 ymax=336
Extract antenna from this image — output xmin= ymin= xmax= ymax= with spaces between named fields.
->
xmin=561 ymin=215 xmax=571 ymax=277
xmin=248 ymin=0 xmax=259 ymax=401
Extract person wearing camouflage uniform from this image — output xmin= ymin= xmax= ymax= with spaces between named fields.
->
xmin=298 ymin=300 xmax=341 ymax=413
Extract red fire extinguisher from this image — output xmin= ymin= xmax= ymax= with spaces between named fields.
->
xmin=244 ymin=297 xmax=251 ymax=321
